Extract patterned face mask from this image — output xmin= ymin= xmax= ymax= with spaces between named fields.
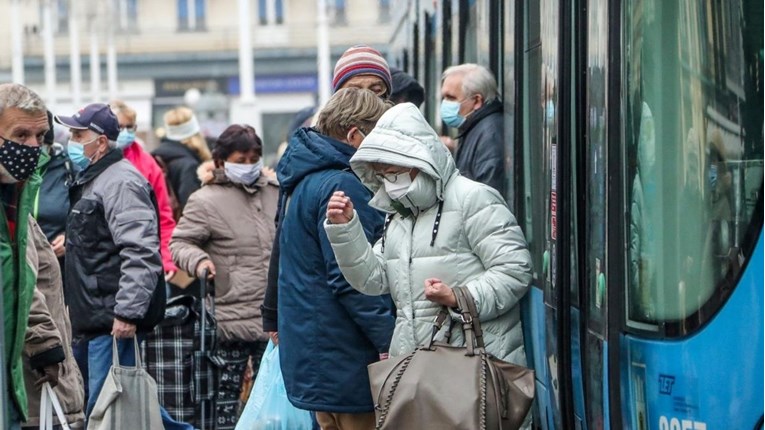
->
xmin=0 ymin=138 xmax=42 ymax=182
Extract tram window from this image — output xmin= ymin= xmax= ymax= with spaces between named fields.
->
xmin=586 ymin=0 xmax=608 ymax=330
xmin=521 ymin=0 xmax=545 ymax=288
xmin=624 ymin=0 xmax=763 ymax=328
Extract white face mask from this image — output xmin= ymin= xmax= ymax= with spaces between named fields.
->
xmin=225 ymin=159 xmax=263 ymax=185
xmin=382 ymin=174 xmax=413 ymax=200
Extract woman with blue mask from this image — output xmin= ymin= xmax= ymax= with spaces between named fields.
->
xmin=170 ymin=124 xmax=278 ymax=430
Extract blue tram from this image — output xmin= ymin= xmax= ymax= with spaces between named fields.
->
xmin=388 ymin=0 xmax=763 ymax=428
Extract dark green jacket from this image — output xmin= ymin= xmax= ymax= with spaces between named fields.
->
xmin=2 ymin=152 xmax=46 ymax=420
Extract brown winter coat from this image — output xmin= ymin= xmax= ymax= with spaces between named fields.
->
xmin=170 ymin=165 xmax=278 ymax=343
xmin=23 ymin=218 xmax=85 ymax=427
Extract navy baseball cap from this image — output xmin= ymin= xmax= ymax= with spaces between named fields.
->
xmin=55 ymin=103 xmax=120 ymax=141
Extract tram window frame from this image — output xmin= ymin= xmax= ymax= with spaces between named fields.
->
xmin=622 ymin=0 xmax=764 ymax=336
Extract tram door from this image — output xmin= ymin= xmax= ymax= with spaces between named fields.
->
xmin=579 ymin=0 xmax=613 ymax=429
xmin=519 ymin=0 xmax=574 ymax=428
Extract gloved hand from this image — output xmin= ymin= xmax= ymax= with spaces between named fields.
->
xmin=34 ymin=363 xmax=61 ymax=389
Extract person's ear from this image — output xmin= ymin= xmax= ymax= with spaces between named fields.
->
xmin=473 ymin=94 xmax=485 ymax=110
xmin=346 ymin=127 xmax=365 ymax=148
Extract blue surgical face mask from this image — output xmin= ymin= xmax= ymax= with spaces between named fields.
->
xmin=67 ymin=136 xmax=99 ymax=169
xmin=116 ymin=129 xmax=135 ymax=149
xmin=440 ymin=99 xmax=466 ymax=128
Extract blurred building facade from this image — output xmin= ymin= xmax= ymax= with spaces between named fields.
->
xmin=0 ymin=0 xmax=393 ymax=156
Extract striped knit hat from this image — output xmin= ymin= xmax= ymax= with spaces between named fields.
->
xmin=332 ymin=45 xmax=392 ymax=96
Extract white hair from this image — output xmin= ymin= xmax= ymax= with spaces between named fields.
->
xmin=441 ymin=64 xmax=498 ymax=103
xmin=0 ymin=83 xmax=47 ymax=117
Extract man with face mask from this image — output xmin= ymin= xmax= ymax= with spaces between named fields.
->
xmin=110 ymin=101 xmax=178 ymax=283
xmin=55 ymin=104 xmax=192 ymax=429
xmin=0 ymin=83 xmax=69 ymax=430
xmin=440 ymin=63 xmax=506 ymax=197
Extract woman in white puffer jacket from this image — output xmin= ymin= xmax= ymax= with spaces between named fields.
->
xmin=323 ymin=102 xmax=532 ymax=367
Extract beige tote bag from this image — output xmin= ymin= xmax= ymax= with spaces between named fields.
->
xmin=87 ymin=337 xmax=163 ymax=430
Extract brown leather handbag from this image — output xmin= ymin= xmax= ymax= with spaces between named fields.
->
xmin=368 ymin=287 xmax=535 ymax=430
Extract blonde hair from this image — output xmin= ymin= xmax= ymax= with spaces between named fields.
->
xmin=315 ymin=88 xmax=391 ymax=141
xmin=163 ymin=106 xmax=212 ymax=162
xmin=110 ymin=99 xmax=136 ymax=124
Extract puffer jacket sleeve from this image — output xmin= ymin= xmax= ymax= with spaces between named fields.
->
xmin=462 ymin=185 xmax=532 ymax=321
xmin=24 ymin=288 xmax=65 ymax=370
xmin=320 ymin=175 xmax=393 ymax=353
xmin=324 ymin=211 xmax=389 ymax=296
xmin=102 ymin=179 xmax=162 ymax=322
xmin=169 ymin=191 xmax=212 ymax=276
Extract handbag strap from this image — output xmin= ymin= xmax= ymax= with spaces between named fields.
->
xmin=111 ymin=336 xmax=142 ymax=368
xmin=453 ymin=287 xmax=486 ymax=354
xmin=44 ymin=383 xmax=72 ymax=430
xmin=426 ymin=308 xmax=451 ymax=349
xmin=39 ymin=383 xmax=50 ymax=430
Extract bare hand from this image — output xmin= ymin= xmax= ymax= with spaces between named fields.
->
xmin=439 ymin=136 xmax=456 ymax=153
xmin=111 ymin=319 xmax=136 ymax=339
xmin=34 ymin=363 xmax=61 ymax=389
xmin=262 ymin=166 xmax=276 ymax=179
xmin=267 ymin=331 xmax=279 ymax=346
xmin=424 ymin=278 xmax=457 ymax=307
xmin=51 ymin=235 xmax=66 ymax=257
xmin=326 ymin=191 xmax=354 ymax=224
xmin=196 ymin=260 xmax=216 ymax=279
xmin=165 ymin=270 xmax=177 ymax=283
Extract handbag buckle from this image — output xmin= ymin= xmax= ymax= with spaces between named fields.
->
xmin=460 ymin=313 xmax=473 ymax=324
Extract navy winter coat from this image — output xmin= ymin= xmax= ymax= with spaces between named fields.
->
xmin=455 ymin=99 xmax=507 ymax=197
xmin=276 ymin=127 xmax=394 ymax=413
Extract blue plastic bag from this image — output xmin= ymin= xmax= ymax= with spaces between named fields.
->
xmin=236 ymin=341 xmax=313 ymax=430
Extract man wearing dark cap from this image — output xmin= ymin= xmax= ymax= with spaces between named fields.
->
xmin=55 ymin=103 xmax=190 ymax=428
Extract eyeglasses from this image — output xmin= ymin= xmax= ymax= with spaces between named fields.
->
xmin=374 ymin=169 xmax=411 ymax=183
xmin=119 ymin=124 xmax=137 ymax=132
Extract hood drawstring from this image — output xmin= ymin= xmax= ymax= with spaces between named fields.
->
xmin=380 ymin=213 xmax=395 ymax=252
xmin=430 ymin=200 xmax=444 ymax=247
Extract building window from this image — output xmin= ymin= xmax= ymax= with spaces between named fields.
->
xmin=177 ymin=0 xmax=206 ymax=31
xmin=258 ymin=0 xmax=284 ymax=26
xmin=116 ymin=0 xmax=138 ymax=31
xmin=39 ymin=0 xmax=69 ymax=34
xmin=378 ymin=0 xmax=391 ymax=23
xmin=56 ymin=0 xmax=69 ymax=34
xmin=331 ymin=0 xmax=346 ymax=25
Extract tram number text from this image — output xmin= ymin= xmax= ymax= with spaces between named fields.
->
xmin=659 ymin=416 xmax=706 ymax=430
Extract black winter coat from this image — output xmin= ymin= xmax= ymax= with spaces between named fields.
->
xmin=455 ymin=99 xmax=507 ymax=197
xmin=152 ymin=138 xmax=202 ymax=210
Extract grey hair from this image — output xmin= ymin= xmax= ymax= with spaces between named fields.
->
xmin=0 ymin=83 xmax=47 ymax=117
xmin=107 ymin=139 xmax=118 ymax=149
xmin=441 ymin=64 xmax=498 ymax=103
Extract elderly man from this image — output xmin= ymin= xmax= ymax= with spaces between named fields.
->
xmin=440 ymin=63 xmax=506 ymax=196
xmin=56 ymin=104 xmax=191 ymax=429
xmin=0 ymin=83 xmax=71 ymax=429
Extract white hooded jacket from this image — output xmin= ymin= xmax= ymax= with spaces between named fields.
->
xmin=324 ymin=103 xmax=532 ymax=365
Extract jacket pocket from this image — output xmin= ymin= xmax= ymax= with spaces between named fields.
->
xmin=67 ymin=198 xmax=103 ymax=248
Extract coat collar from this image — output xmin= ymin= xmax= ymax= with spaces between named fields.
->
xmin=73 ymin=148 xmax=123 ymax=186
xmin=457 ymin=99 xmax=503 ymax=138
